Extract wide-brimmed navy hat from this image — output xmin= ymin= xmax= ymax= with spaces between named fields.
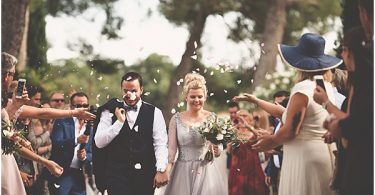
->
xmin=278 ymin=33 xmax=342 ymax=72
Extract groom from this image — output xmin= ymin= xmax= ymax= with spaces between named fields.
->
xmin=93 ymin=72 xmax=169 ymax=195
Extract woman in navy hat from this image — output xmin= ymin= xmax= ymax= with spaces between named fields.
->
xmin=233 ymin=33 xmax=342 ymax=195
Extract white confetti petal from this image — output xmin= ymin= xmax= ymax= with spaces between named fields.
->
xmin=210 ymin=93 xmax=214 ymax=96
xmin=220 ymin=68 xmax=224 ymax=73
xmin=97 ymin=76 xmax=103 ymax=81
xmin=226 ymin=100 xmax=230 ymax=103
xmin=204 ymin=69 xmax=207 ymax=73
xmin=96 ymin=94 xmax=101 ymax=98
xmin=237 ymin=168 xmax=241 ymax=172
xmin=254 ymin=66 xmax=257 ymax=71
xmin=90 ymin=71 xmax=93 ymax=76
xmin=126 ymin=76 xmax=132 ymax=81
xmin=130 ymin=92 xmax=137 ymax=100
xmin=194 ymin=41 xmax=198 ymax=49
xmin=104 ymin=87 xmax=109 ymax=90
xmin=144 ymin=92 xmax=151 ymax=96
xmin=224 ymin=90 xmax=227 ymax=93
xmin=196 ymin=68 xmax=200 ymax=72
xmin=171 ymin=108 xmax=176 ymax=114
xmin=134 ymin=163 xmax=142 ymax=169
xmin=106 ymin=95 xmax=110 ymax=99
xmin=54 ymin=183 xmax=60 ymax=188
xmin=251 ymin=79 xmax=254 ymax=83
xmin=237 ymin=80 xmax=242 ymax=84
xmin=191 ymin=55 xmax=197 ymax=60
xmin=177 ymin=81 xmax=181 ymax=86
xmin=96 ymin=104 xmax=100 ymax=107
xmin=157 ymin=69 xmax=160 ymax=73
xmin=153 ymin=78 xmax=158 ymax=83
xmin=210 ymin=71 xmax=214 ymax=76
xmin=179 ymin=78 xmax=183 ymax=82
xmin=260 ymin=42 xmax=265 ymax=47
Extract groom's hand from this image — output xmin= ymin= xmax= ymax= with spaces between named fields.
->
xmin=114 ymin=107 xmax=126 ymax=123
xmin=153 ymin=171 xmax=169 ymax=188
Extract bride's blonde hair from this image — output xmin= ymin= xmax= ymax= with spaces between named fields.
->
xmin=183 ymin=73 xmax=207 ymax=97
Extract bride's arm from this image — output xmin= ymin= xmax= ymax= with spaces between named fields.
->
xmin=166 ymin=115 xmax=178 ymax=175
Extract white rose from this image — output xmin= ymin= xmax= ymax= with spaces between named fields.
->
xmin=216 ymin=133 xmax=224 ymax=140
xmin=3 ymin=130 xmax=14 ymax=138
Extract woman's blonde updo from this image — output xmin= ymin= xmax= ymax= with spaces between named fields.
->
xmin=183 ymin=73 xmax=207 ymax=96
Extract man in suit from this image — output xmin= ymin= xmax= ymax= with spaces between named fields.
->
xmin=47 ymin=92 xmax=92 ymax=195
xmin=265 ymin=91 xmax=289 ymax=195
xmin=94 ymin=71 xmax=168 ymax=195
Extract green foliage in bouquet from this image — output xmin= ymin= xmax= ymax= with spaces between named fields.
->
xmin=194 ymin=116 xmax=245 ymax=161
xmin=1 ymin=120 xmax=26 ymax=155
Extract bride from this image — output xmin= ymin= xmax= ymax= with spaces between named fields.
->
xmin=163 ymin=73 xmax=228 ymax=195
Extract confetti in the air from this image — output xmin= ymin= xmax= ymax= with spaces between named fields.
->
xmin=226 ymin=100 xmax=230 ymax=103
xmin=253 ymin=66 xmax=257 ymax=71
xmin=261 ymin=50 xmax=266 ymax=54
xmin=106 ymin=95 xmax=110 ymax=99
xmin=96 ymin=104 xmax=100 ymax=107
xmin=237 ymin=168 xmax=241 ymax=172
xmin=191 ymin=55 xmax=197 ymax=60
xmin=104 ymin=87 xmax=109 ymax=90
xmin=98 ymin=76 xmax=103 ymax=81
xmin=177 ymin=81 xmax=181 ymax=86
xmin=210 ymin=93 xmax=214 ymax=96
xmin=210 ymin=71 xmax=214 ymax=76
xmin=157 ymin=69 xmax=160 ymax=73
xmin=251 ymin=79 xmax=254 ymax=83
xmin=90 ymin=71 xmax=93 ymax=76
xmin=237 ymin=80 xmax=242 ymax=84
xmin=126 ymin=76 xmax=132 ymax=81
xmin=171 ymin=108 xmax=176 ymax=114
xmin=224 ymin=90 xmax=227 ymax=93
xmin=260 ymin=42 xmax=265 ymax=47
xmin=144 ymin=92 xmax=151 ymax=96
xmin=194 ymin=41 xmax=198 ymax=49
xmin=153 ymin=78 xmax=158 ymax=83
xmin=204 ymin=69 xmax=207 ymax=73
xmin=220 ymin=68 xmax=225 ymax=73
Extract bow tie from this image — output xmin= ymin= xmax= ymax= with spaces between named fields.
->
xmin=124 ymin=105 xmax=138 ymax=112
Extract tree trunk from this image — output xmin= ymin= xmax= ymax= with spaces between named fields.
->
xmin=2 ymin=0 xmax=30 ymax=70
xmin=250 ymin=0 xmax=287 ymax=92
xmin=163 ymin=10 xmax=208 ymax=123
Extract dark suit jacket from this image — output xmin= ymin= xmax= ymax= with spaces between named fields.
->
xmin=43 ymin=117 xmax=93 ymax=181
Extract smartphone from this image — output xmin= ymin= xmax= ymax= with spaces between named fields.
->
xmin=313 ymin=75 xmax=326 ymax=91
xmin=16 ymin=78 xmax=26 ymax=99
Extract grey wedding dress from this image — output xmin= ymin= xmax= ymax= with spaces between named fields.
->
xmin=164 ymin=112 xmax=228 ymax=195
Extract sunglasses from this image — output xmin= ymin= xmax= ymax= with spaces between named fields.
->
xmin=73 ymin=104 xmax=89 ymax=108
xmin=51 ymin=99 xmax=65 ymax=103
xmin=6 ymin=72 xmax=15 ymax=77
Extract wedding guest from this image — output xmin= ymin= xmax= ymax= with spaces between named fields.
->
xmin=46 ymin=92 xmax=93 ymax=195
xmin=228 ymin=109 xmax=269 ymax=195
xmin=1 ymin=52 xmax=95 ymax=195
xmin=233 ymin=33 xmax=341 ymax=195
xmin=164 ymin=73 xmax=227 ymax=195
xmin=265 ymin=91 xmax=289 ymax=195
xmin=49 ymin=92 xmax=65 ymax=109
xmin=323 ymin=25 xmax=373 ymax=195
xmin=226 ymin=101 xmax=240 ymax=171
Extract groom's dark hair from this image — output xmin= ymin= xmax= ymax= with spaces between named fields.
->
xmin=121 ymin=72 xmax=143 ymax=87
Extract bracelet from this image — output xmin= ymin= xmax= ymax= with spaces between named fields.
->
xmin=322 ymin=100 xmax=330 ymax=109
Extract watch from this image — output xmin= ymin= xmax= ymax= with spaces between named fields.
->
xmin=157 ymin=168 xmax=166 ymax=173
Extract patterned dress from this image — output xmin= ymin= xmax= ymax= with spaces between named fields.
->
xmin=228 ymin=141 xmax=269 ymax=195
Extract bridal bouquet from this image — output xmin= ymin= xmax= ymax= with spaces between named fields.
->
xmin=2 ymin=120 xmax=27 ymax=155
xmin=194 ymin=116 xmax=242 ymax=161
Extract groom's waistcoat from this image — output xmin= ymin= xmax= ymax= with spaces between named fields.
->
xmin=106 ymin=101 xmax=156 ymax=172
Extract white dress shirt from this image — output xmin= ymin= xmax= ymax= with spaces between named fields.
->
xmin=94 ymin=99 xmax=168 ymax=170
xmin=70 ymin=117 xmax=86 ymax=169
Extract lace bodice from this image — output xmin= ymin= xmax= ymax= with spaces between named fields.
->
xmin=168 ymin=112 xmax=215 ymax=162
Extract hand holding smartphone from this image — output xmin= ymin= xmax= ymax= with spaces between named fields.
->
xmin=313 ymin=75 xmax=326 ymax=91
xmin=16 ymin=78 xmax=26 ymax=99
